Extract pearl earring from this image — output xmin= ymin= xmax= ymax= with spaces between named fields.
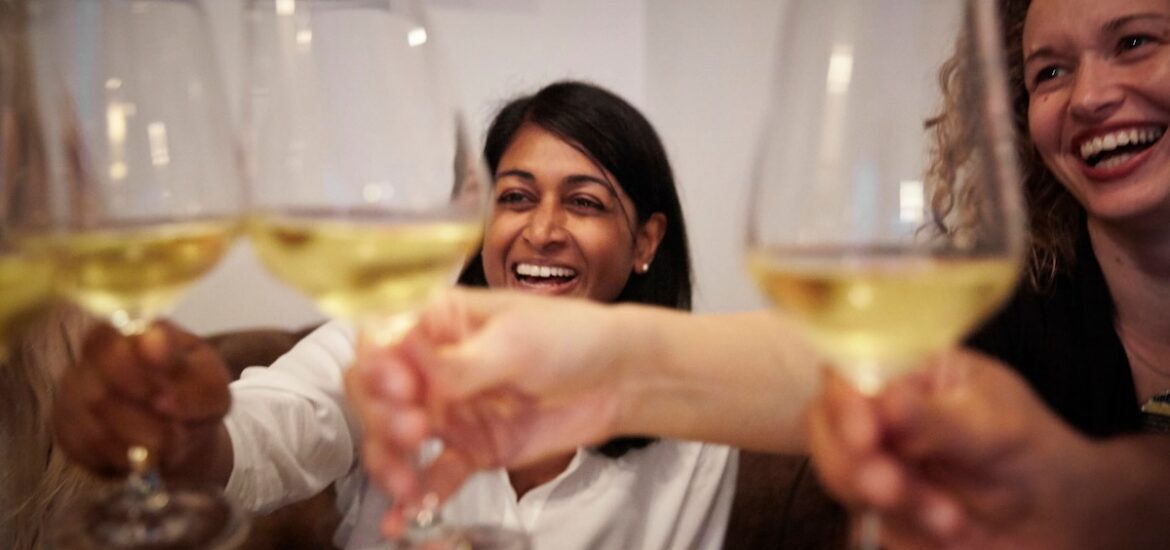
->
xmin=640 ymin=262 xmax=650 ymax=273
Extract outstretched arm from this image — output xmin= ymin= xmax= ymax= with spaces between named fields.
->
xmin=348 ymin=289 xmax=822 ymax=535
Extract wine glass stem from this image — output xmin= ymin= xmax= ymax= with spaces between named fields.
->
xmin=121 ymin=318 xmax=165 ymax=507
xmin=114 ymin=310 xmax=152 ymax=336
xmin=126 ymin=445 xmax=171 ymax=518
xmin=857 ymin=509 xmax=880 ymax=550
xmin=356 ymin=311 xmax=446 ymax=538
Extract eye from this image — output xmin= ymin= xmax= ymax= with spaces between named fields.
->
xmin=568 ymin=195 xmax=605 ymax=211
xmin=1031 ymin=65 xmax=1065 ymax=87
xmin=1118 ymin=34 xmax=1154 ymax=52
xmin=497 ymin=189 xmax=533 ymax=207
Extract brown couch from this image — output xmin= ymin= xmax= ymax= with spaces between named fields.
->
xmin=207 ymin=328 xmax=848 ymax=550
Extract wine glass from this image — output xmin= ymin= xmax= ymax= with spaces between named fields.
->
xmin=243 ymin=1 xmax=526 ymax=548
xmin=744 ymin=0 xmax=1026 ymax=547
xmin=24 ymin=0 xmax=248 ymax=547
xmin=0 ymin=0 xmax=54 ymax=359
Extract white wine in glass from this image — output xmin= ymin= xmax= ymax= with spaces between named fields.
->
xmin=249 ymin=213 xmax=481 ymax=328
xmin=747 ymin=252 xmax=1018 ymax=392
xmin=745 ymin=0 xmax=1026 ymax=547
xmin=25 ymin=0 xmax=248 ymax=547
xmin=245 ymin=1 xmax=526 ymax=548
xmin=53 ymin=220 xmax=237 ymax=334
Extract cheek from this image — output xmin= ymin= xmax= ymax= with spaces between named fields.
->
xmin=480 ymin=217 xmax=518 ymax=287
xmin=1027 ymin=98 xmax=1067 ymax=164
xmin=1027 ymin=100 xmax=1054 ymax=146
xmin=577 ymin=224 xmax=636 ymax=278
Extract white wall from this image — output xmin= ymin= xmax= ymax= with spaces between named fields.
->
xmin=174 ymin=0 xmax=777 ymax=333
xmin=645 ymin=0 xmax=782 ymax=313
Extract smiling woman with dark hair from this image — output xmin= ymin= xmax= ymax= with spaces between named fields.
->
xmin=438 ymin=80 xmax=733 ymax=549
xmin=459 ymin=81 xmax=691 ymax=459
xmin=461 ymin=81 xmax=691 ymax=311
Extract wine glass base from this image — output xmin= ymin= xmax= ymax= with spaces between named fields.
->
xmin=51 ymin=485 xmax=249 ymax=550
xmin=403 ymin=524 xmax=530 ymax=550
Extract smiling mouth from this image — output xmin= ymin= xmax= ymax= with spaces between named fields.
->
xmin=1078 ymin=126 xmax=1166 ymax=169
xmin=513 ymin=262 xmax=579 ymax=287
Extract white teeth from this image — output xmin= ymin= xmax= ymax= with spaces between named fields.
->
xmin=1098 ymin=152 xmax=1136 ymax=170
xmin=1080 ymin=127 xmax=1164 ymax=160
xmin=515 ymin=263 xmax=577 ymax=278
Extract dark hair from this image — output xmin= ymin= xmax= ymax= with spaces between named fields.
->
xmin=457 ymin=80 xmax=692 ymax=457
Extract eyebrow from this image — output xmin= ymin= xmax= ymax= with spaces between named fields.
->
xmin=494 ymin=169 xmax=621 ymax=198
xmin=1024 ymin=12 xmax=1170 ymax=66
xmin=495 ymin=168 xmax=535 ymax=182
xmin=1103 ymin=12 xmax=1169 ymax=33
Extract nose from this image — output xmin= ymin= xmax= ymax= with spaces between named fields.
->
xmin=1068 ymin=58 xmax=1123 ymax=121
xmin=521 ymin=198 xmax=568 ymax=249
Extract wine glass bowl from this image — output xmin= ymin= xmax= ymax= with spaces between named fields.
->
xmin=26 ymin=0 xmax=242 ymax=336
xmin=51 ymin=219 xmax=237 ymax=335
xmin=746 ymin=0 xmax=1025 ymax=394
xmin=23 ymin=0 xmax=247 ymax=547
xmin=245 ymin=0 xmax=486 ymax=337
xmin=747 ymin=250 xmax=1019 ymax=392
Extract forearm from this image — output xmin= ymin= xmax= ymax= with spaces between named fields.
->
xmin=611 ymin=306 xmax=820 ymax=453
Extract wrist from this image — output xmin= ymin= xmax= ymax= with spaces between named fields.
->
xmin=606 ymin=303 xmax=649 ymax=437
xmin=605 ymin=304 xmax=701 ymax=441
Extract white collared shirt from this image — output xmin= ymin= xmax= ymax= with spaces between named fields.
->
xmin=225 ymin=321 xmax=737 ymax=550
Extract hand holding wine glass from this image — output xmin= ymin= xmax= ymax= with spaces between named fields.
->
xmin=745 ymin=0 xmax=1026 ymax=547
xmin=24 ymin=1 xmax=247 ymax=547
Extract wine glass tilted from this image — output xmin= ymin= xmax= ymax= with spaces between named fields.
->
xmin=243 ymin=1 xmax=526 ymax=548
xmin=26 ymin=1 xmax=248 ymax=547
xmin=744 ymin=0 xmax=1026 ymax=547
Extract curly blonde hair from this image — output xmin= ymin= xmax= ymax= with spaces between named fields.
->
xmin=929 ymin=0 xmax=1083 ymax=289
xmin=0 ymin=305 xmax=105 ymax=550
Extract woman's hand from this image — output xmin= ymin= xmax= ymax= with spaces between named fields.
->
xmin=52 ymin=321 xmax=233 ymax=482
xmin=806 ymin=350 xmax=1098 ymax=550
xmin=346 ymin=289 xmax=627 ymax=537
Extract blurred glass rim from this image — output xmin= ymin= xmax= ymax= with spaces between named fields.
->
xmin=246 ymin=0 xmax=427 ymax=13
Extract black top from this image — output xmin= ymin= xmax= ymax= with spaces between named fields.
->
xmin=966 ymin=229 xmax=1143 ymax=437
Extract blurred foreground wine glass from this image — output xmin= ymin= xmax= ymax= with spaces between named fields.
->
xmin=244 ymin=1 xmax=525 ymax=548
xmin=744 ymin=0 xmax=1027 ymax=547
xmin=24 ymin=0 xmax=248 ymax=547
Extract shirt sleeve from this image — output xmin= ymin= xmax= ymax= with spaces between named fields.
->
xmin=223 ymin=320 xmax=362 ymax=513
